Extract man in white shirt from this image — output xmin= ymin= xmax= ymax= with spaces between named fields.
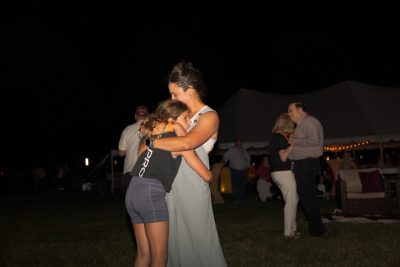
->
xmin=119 ymin=105 xmax=149 ymax=191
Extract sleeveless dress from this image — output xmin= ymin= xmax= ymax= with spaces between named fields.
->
xmin=166 ymin=106 xmax=227 ymax=267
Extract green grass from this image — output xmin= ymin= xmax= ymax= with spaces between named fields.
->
xmin=1 ymin=193 xmax=400 ymax=267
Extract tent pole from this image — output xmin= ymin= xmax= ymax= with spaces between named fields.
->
xmin=379 ymin=135 xmax=384 ymax=168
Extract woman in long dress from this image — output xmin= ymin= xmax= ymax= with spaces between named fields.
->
xmin=152 ymin=61 xmax=227 ymax=267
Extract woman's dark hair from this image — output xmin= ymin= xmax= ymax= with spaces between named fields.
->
xmin=168 ymin=61 xmax=207 ymax=100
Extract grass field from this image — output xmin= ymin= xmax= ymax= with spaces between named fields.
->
xmin=1 ymin=192 xmax=400 ymax=267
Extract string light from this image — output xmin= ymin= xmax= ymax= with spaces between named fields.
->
xmin=324 ymin=140 xmax=370 ymax=152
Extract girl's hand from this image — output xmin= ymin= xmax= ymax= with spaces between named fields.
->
xmin=173 ymin=122 xmax=187 ymax=136
xmin=137 ymin=139 xmax=147 ymax=157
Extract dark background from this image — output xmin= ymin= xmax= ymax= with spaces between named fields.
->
xmin=2 ymin=12 xmax=400 ymax=171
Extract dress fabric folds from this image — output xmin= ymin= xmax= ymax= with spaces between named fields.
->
xmin=166 ymin=106 xmax=227 ymax=267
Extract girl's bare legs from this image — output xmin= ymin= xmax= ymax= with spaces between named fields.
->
xmin=145 ymin=221 xmax=169 ymax=267
xmin=133 ymin=224 xmax=150 ymax=267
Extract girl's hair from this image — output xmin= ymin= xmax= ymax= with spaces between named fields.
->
xmin=141 ymin=99 xmax=189 ymax=138
xmin=272 ymin=113 xmax=295 ymax=135
xmin=168 ymin=61 xmax=207 ymax=100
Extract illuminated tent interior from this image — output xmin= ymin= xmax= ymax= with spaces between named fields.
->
xmin=216 ymin=80 xmax=400 ymax=151
xmin=215 ymin=81 xmax=400 ymax=194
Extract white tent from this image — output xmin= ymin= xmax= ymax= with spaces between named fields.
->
xmin=217 ymin=80 xmax=400 ymax=151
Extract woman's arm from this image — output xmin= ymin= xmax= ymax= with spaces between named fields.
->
xmin=278 ymin=145 xmax=292 ymax=162
xmin=175 ymin=150 xmax=212 ymax=183
xmin=154 ymin=112 xmax=219 ymax=152
xmin=171 ymin=122 xmax=212 ymax=182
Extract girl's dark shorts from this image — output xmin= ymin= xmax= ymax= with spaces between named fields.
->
xmin=125 ymin=176 xmax=168 ymax=224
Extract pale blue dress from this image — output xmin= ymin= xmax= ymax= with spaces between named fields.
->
xmin=166 ymin=106 xmax=227 ymax=267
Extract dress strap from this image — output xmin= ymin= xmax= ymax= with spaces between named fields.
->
xmin=189 ymin=106 xmax=214 ymax=130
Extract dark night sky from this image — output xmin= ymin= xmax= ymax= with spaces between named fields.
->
xmin=2 ymin=13 xmax=400 ymax=169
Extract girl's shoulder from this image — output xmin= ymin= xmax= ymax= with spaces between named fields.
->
xmin=162 ymin=131 xmax=177 ymax=138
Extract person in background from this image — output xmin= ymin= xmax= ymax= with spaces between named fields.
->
xmin=223 ymin=137 xmax=251 ymax=203
xmin=150 ymin=61 xmax=227 ymax=267
xmin=119 ymin=105 xmax=149 ymax=242
xmin=125 ymin=99 xmax=212 ymax=267
xmin=269 ymin=113 xmax=299 ymax=238
xmin=317 ymin=170 xmax=333 ymax=199
xmin=210 ymin=159 xmax=226 ymax=204
xmin=341 ymin=151 xmax=357 ymax=170
xmin=56 ymin=164 xmax=66 ymax=193
xmin=246 ymin=161 xmax=258 ymax=197
xmin=288 ymin=102 xmax=327 ymax=237
xmin=31 ymin=163 xmax=47 ymax=194
xmin=119 ymin=105 xmax=149 ymax=191
xmin=317 ymin=158 xmax=334 ymax=199
xmin=256 ymin=156 xmax=273 ymax=202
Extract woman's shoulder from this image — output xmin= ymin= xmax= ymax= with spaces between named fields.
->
xmin=200 ymin=106 xmax=219 ymax=117
xmin=194 ymin=107 xmax=219 ymax=126
xmin=201 ymin=105 xmax=215 ymax=113
xmin=200 ymin=107 xmax=218 ymax=118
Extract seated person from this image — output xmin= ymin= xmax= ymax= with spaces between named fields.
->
xmin=256 ymin=156 xmax=273 ymax=202
xmin=341 ymin=151 xmax=357 ymax=169
xmin=317 ymin=169 xmax=333 ymax=199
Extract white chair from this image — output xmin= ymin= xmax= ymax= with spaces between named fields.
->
xmin=379 ymin=167 xmax=399 ymax=177
xmin=338 ymin=168 xmax=389 ymax=216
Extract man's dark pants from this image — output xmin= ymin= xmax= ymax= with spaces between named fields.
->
xmin=293 ymin=158 xmax=327 ymax=236
xmin=231 ymin=169 xmax=247 ymax=201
